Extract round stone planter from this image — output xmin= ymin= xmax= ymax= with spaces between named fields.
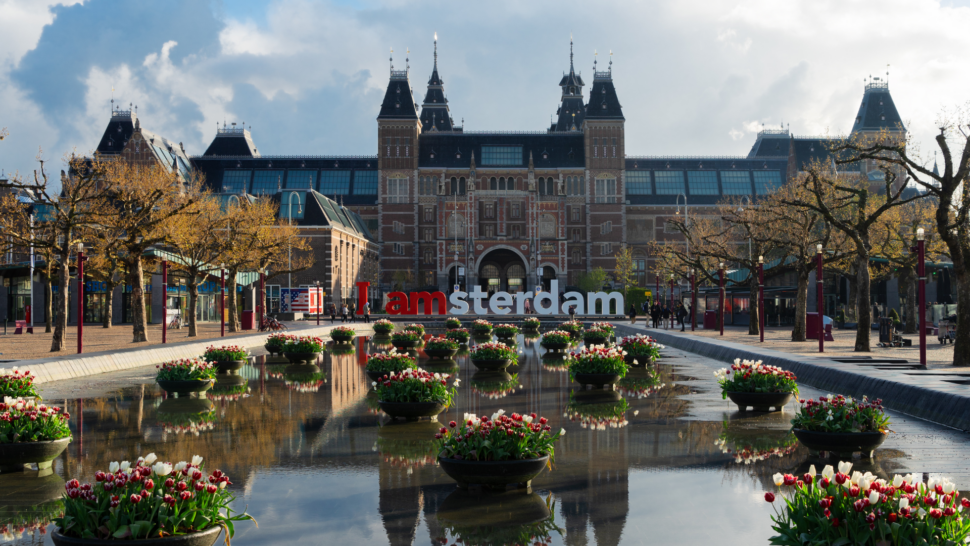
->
xmin=157 ymin=397 xmax=214 ymax=415
xmin=624 ymin=353 xmax=655 ymax=366
xmin=212 ymin=360 xmax=246 ymax=373
xmin=521 ymin=324 xmax=541 ymax=332
xmin=792 ymin=429 xmax=887 ymax=458
xmin=391 ymin=339 xmax=421 ymax=350
xmin=471 ymin=358 xmax=511 ymax=371
xmin=540 ymin=341 xmax=570 ymax=351
xmin=437 ymin=489 xmax=550 ymax=527
xmin=212 ymin=373 xmax=247 ymax=389
xmin=156 ymin=379 xmax=213 ymax=397
xmin=378 ymin=401 xmax=447 ymax=420
xmin=438 ymin=454 xmax=550 ymax=489
xmin=571 ymin=373 xmax=621 ymax=388
xmin=571 ymin=389 xmax=622 ymax=404
xmin=494 ymin=335 xmax=517 ymax=345
xmin=425 ymin=347 xmax=459 ymax=359
xmin=727 ymin=391 xmax=794 ymax=412
xmin=284 ymin=363 xmax=320 ymax=376
xmin=366 ymin=370 xmax=390 ymax=383
xmin=330 ymin=333 xmax=355 ymax=344
xmin=53 ymin=525 xmax=222 ymax=546
xmin=263 ymin=344 xmax=284 ymax=356
xmin=0 ymin=437 xmax=71 ymax=473
xmin=471 ymin=328 xmax=493 ymax=337
xmin=582 ymin=336 xmax=612 ymax=347
xmin=283 ymin=352 xmax=320 ymax=364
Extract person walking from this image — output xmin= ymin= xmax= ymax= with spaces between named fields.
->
xmin=349 ymin=301 xmax=357 ymax=323
xmin=686 ymin=303 xmax=693 ymax=327
xmin=629 ymin=303 xmax=638 ymax=325
xmin=340 ymin=303 xmax=349 ymax=323
xmin=328 ymin=302 xmax=337 ymax=324
xmin=362 ymin=301 xmax=371 ymax=323
xmin=524 ymin=298 xmax=531 ymax=315
xmin=662 ymin=305 xmax=672 ymax=330
xmin=677 ymin=303 xmax=687 ymax=332
xmin=651 ymin=304 xmax=661 ymax=328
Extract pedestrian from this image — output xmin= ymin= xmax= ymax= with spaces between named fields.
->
xmin=329 ymin=303 xmax=336 ymax=323
xmin=662 ymin=305 xmax=671 ymax=330
xmin=677 ymin=304 xmax=687 ymax=332
xmin=524 ymin=299 xmax=531 ymax=315
xmin=686 ymin=303 xmax=693 ymax=327
xmin=629 ymin=303 xmax=638 ymax=325
xmin=651 ymin=304 xmax=661 ymax=328
xmin=340 ymin=303 xmax=349 ymax=323
xmin=349 ymin=301 xmax=357 ymax=323
xmin=363 ymin=301 xmax=371 ymax=323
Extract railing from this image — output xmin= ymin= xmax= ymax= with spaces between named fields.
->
xmin=866 ymin=81 xmax=889 ymax=90
xmin=217 ymin=126 xmax=247 ymax=135
xmin=626 ymin=155 xmax=767 ymax=160
xmin=193 ymin=155 xmax=378 ymax=160
xmin=390 ymin=69 xmax=408 ymax=78
xmin=438 ymin=130 xmax=567 ymax=136
xmin=594 ymin=71 xmax=612 ymax=79
xmin=110 ymin=109 xmax=133 ymax=119
xmin=757 ymin=129 xmax=789 ymax=136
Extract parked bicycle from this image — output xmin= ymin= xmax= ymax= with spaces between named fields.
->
xmin=167 ymin=314 xmax=183 ymax=330
xmin=259 ymin=315 xmax=288 ymax=332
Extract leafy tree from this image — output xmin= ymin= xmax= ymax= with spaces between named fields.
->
xmin=577 ymin=268 xmax=608 ymax=294
xmin=613 ymin=246 xmax=636 ymax=298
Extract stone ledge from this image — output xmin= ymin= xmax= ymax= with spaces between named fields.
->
xmin=616 ymin=325 xmax=970 ymax=432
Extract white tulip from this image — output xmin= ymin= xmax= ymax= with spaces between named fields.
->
xmin=152 ymin=462 xmax=173 ymax=476
xmin=174 ymin=462 xmax=188 ymax=473
xmin=773 ymin=473 xmax=784 ymax=486
xmin=143 ymin=453 xmax=158 ymax=465
xmin=559 ymin=428 xmax=566 ymax=436
xmin=808 ymin=465 xmax=817 ymax=478
xmin=918 ymin=508 xmax=927 ymax=519
xmin=109 ymin=462 xmax=120 ymax=473
xmin=899 ymin=497 xmax=909 ymax=510
xmin=192 ymin=455 xmax=204 ymax=466
xmin=523 ymin=415 xmax=534 ymax=424
xmin=928 ymin=478 xmax=938 ymax=491
xmin=119 ymin=461 xmax=131 ymax=472
xmin=869 ymin=491 xmax=880 ymax=505
xmin=821 ymin=465 xmax=834 ymax=479
xmin=892 ymin=475 xmax=904 ymax=488
xmin=944 ymin=482 xmax=956 ymax=495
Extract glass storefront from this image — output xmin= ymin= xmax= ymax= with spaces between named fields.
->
xmin=84 ymin=293 xmax=107 ymax=324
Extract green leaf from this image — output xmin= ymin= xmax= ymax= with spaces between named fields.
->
xmin=113 ymin=525 xmax=132 ymax=539
xmin=829 ymin=539 xmax=851 ymax=546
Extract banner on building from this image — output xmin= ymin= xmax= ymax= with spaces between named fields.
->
xmin=281 ymin=287 xmax=323 ymax=313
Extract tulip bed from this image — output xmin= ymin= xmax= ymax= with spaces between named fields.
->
xmin=714 ymin=359 xmax=798 ymax=398
xmin=590 ymin=321 xmax=615 ymax=334
xmin=582 ymin=327 xmax=612 ymax=345
xmin=264 ymin=333 xmax=293 ymax=354
xmin=374 ymin=369 xmax=459 ymax=405
xmin=0 ymin=367 xmax=39 ymax=399
xmin=540 ymin=331 xmax=572 ymax=346
xmin=372 ymin=319 xmax=395 ymax=334
xmin=445 ymin=328 xmax=471 ymax=343
xmin=0 ymin=399 xmax=72 ymax=443
xmin=566 ymin=346 xmax=629 ymax=379
xmin=329 ymin=325 xmax=356 ymax=340
xmin=766 ymin=462 xmax=970 ymax=545
xmin=285 ymin=374 xmax=326 ymax=393
xmin=159 ymin=412 xmax=217 ymax=436
xmin=201 ymin=345 xmax=247 ymax=362
xmin=522 ymin=317 xmax=541 ymax=329
xmin=425 ymin=337 xmax=459 ymax=351
xmin=391 ymin=331 xmax=423 ymax=344
xmin=617 ymin=369 xmax=664 ymax=399
xmin=155 ymin=359 xmax=216 ymax=382
xmin=714 ymin=429 xmax=797 ymax=464
xmin=471 ymin=319 xmax=494 ymax=334
xmin=791 ymin=395 xmax=890 ymax=433
xmin=438 ymin=516 xmax=563 ymax=546
xmin=618 ymin=334 xmax=664 ymax=363
xmin=493 ymin=324 xmax=520 ymax=337
xmin=208 ymin=384 xmax=249 ymax=399
xmin=445 ymin=317 xmax=462 ymax=329
xmin=558 ymin=321 xmax=583 ymax=335
xmin=470 ymin=342 xmax=518 ymax=363
xmin=282 ymin=336 xmax=325 ymax=353
xmin=404 ymin=323 xmax=425 ymax=336
xmin=55 ymin=454 xmax=255 ymax=541
xmin=436 ymin=410 xmax=564 ymax=462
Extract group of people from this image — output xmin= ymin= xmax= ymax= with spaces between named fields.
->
xmin=324 ymin=300 xmax=371 ymax=323
xmin=628 ymin=300 xmax=692 ymax=331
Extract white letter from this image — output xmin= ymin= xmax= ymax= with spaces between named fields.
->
xmin=561 ymin=291 xmax=584 ymax=314
xmin=535 ymin=280 xmax=559 ymax=315
xmin=514 ymin=291 xmax=533 ymax=314
xmin=469 ymin=285 xmax=489 ymax=314
xmin=448 ymin=291 xmax=469 ymax=315
xmin=587 ymin=291 xmax=624 ymax=315
xmin=490 ymin=291 xmax=512 ymax=314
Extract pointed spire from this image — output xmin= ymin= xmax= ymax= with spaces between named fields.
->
xmin=569 ymin=33 xmax=575 ymax=73
xmin=434 ymin=32 xmax=438 ymax=71
xmin=389 ymin=47 xmax=393 ymax=73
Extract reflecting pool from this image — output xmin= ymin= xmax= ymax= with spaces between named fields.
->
xmin=0 ymin=329 xmax=955 ymax=545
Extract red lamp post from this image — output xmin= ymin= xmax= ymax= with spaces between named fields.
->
xmin=816 ymin=244 xmax=824 ymax=353
xmin=669 ymin=275 xmax=675 ymax=329
xmin=916 ymin=228 xmax=927 ymax=369
xmin=758 ymin=255 xmax=765 ymax=343
xmin=77 ymin=243 xmax=87 ymax=354
xmin=258 ymin=270 xmax=266 ymax=328
xmin=690 ymin=268 xmax=696 ymax=332
xmin=655 ymin=275 xmax=660 ymax=308
xmin=220 ymin=264 xmax=225 ymax=338
xmin=162 ymin=260 xmax=169 ymax=344
xmin=718 ymin=262 xmax=725 ymax=336
xmin=316 ymin=280 xmax=321 ymax=326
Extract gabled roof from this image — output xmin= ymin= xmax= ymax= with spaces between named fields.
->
xmin=747 ymin=129 xmax=791 ymax=158
xmin=139 ymin=128 xmax=192 ymax=179
xmin=378 ymin=68 xmax=419 ymax=120
xmin=296 ymin=191 xmax=375 ymax=240
xmin=585 ymin=72 xmax=623 ymax=121
xmin=95 ymin=109 xmax=136 ymax=155
xmin=203 ymin=126 xmax=259 ymax=157
xmin=851 ymin=81 xmax=905 ymax=133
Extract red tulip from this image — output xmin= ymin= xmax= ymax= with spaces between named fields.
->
xmin=888 ymin=513 xmax=897 ymax=523
xmin=832 ymin=517 xmax=839 ymax=528
xmin=129 ymin=494 xmax=141 ymax=504
xmin=179 ymin=491 xmax=193 ymax=501
xmin=764 ymin=492 xmax=775 ymax=503
xmin=144 ymin=479 xmax=154 ymax=490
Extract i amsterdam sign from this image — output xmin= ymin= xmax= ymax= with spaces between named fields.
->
xmin=355 ymin=281 xmax=624 ymax=316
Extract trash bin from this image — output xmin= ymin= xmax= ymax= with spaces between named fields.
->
xmin=242 ymin=310 xmax=255 ymax=331
xmin=807 ymin=312 xmax=819 ymax=339
xmin=704 ymin=310 xmax=717 ymax=330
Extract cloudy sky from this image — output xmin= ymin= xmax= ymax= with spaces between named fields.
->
xmin=1 ymin=0 xmax=968 ymax=179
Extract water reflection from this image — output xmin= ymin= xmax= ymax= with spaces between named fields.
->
xmin=1 ymin=331 xmax=931 ymax=545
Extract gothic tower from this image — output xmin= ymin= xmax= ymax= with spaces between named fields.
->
xmin=551 ymin=38 xmax=585 ymax=132
xmin=419 ymin=34 xmax=455 ymax=132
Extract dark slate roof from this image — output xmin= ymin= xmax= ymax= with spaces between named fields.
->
xmin=418 ymin=133 xmax=585 ymax=169
xmin=141 ymin=128 xmax=192 ymax=179
xmin=279 ymin=190 xmax=375 ymax=240
xmin=792 ymin=137 xmax=840 ymax=171
xmin=419 ymin=44 xmax=454 ymax=132
xmin=203 ymin=127 xmax=259 ymax=157
xmin=553 ymin=97 xmax=585 ymax=132
xmin=558 ymin=70 xmax=584 ymax=88
xmin=852 ymin=82 xmax=905 ymax=132
xmin=746 ymin=130 xmax=791 ymax=158
xmin=95 ymin=110 xmax=136 ymax=155
xmin=377 ymin=70 xmax=419 ymax=120
xmin=623 ymin=156 xmax=789 ymax=205
xmin=585 ymin=74 xmax=623 ymax=120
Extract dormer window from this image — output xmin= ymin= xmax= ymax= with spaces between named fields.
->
xmin=569 ymin=86 xmax=575 ymax=94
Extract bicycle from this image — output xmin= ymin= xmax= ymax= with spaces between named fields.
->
xmin=168 ymin=314 xmax=182 ymax=330
xmin=259 ymin=315 xmax=288 ymax=332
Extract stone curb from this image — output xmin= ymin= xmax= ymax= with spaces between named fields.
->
xmin=615 ymin=325 xmax=970 ymax=431
xmin=14 ymin=323 xmax=373 ymax=385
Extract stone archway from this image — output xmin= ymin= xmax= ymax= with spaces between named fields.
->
xmin=476 ymin=247 xmax=529 ymax=296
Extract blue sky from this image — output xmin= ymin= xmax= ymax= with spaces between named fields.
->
xmin=1 ymin=0 xmax=968 ymax=179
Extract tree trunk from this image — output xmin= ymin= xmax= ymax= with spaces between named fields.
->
xmin=50 ymin=256 xmax=69 ymax=352
xmin=792 ymin=268 xmax=810 ymax=342
xmin=187 ymin=279 xmax=199 ymax=338
xmin=952 ymin=266 xmax=970 ymax=366
xmin=102 ymin=280 xmax=115 ymax=328
xmin=44 ymin=272 xmax=53 ymax=333
xmin=129 ymin=258 xmax=148 ymax=343
xmin=900 ymin=267 xmax=917 ymax=335
xmin=748 ymin=277 xmax=760 ymax=335
xmin=855 ymin=254 xmax=871 ymax=352
xmin=844 ymin=274 xmax=858 ymax=322
xmin=227 ymin=268 xmax=239 ymax=333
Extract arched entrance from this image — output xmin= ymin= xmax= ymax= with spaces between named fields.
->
xmin=447 ymin=264 xmax=467 ymax=293
xmin=477 ymin=248 xmax=528 ymax=296
xmin=538 ymin=264 xmax=557 ymax=292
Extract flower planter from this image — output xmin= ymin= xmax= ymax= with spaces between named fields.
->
xmin=571 ymin=389 xmax=622 ymax=404
xmin=624 ymin=353 xmax=654 ymax=365
xmin=540 ymin=341 xmax=570 ymax=351
xmin=727 ymin=391 xmax=794 ymax=412
xmin=0 ymin=437 xmax=71 ymax=473
xmin=157 ymin=397 xmax=214 ymax=415
xmin=366 ymin=370 xmax=389 ymax=383
xmin=521 ymin=324 xmax=541 ymax=332
xmin=792 ymin=429 xmax=887 ymax=458
xmin=494 ymin=334 xmax=517 ymax=343
xmin=283 ymin=352 xmax=320 ymax=364
xmin=471 ymin=358 xmax=511 ymax=371
xmin=52 ymin=525 xmax=223 ymax=546
xmin=582 ymin=337 xmax=612 ymax=347
xmin=437 ymin=489 xmax=551 ymax=527
xmin=392 ymin=340 xmax=420 ymax=350
xmin=213 ymin=373 xmax=247 ymax=389
xmin=438 ymin=455 xmax=550 ymax=489
xmin=378 ymin=401 xmax=447 ymax=420
xmin=212 ymin=360 xmax=246 ymax=373
xmin=263 ymin=344 xmax=283 ymax=356
xmin=156 ymin=379 xmax=213 ymax=397
xmin=425 ymin=348 xmax=459 ymax=359
xmin=330 ymin=333 xmax=355 ymax=344
xmin=572 ymin=373 xmax=621 ymax=388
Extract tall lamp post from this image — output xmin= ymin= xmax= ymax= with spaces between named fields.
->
xmin=655 ymin=275 xmax=660 ymax=308
xmin=668 ymin=274 xmax=675 ymax=329
xmin=915 ymin=228 xmax=927 ymax=369
xmin=690 ymin=268 xmax=696 ymax=331
xmin=220 ymin=263 xmax=225 ymax=338
xmin=316 ymin=280 xmax=321 ymax=326
xmin=162 ymin=260 xmax=170 ymax=344
xmin=816 ymin=244 xmax=824 ymax=353
xmin=77 ymin=243 xmax=87 ymax=354
xmin=758 ymin=255 xmax=765 ymax=343
xmin=718 ymin=262 xmax=725 ymax=336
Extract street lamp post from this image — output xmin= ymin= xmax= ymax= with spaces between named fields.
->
xmin=690 ymin=268 xmax=696 ymax=331
xmin=669 ymin=274 xmax=675 ymax=329
xmin=816 ymin=244 xmax=824 ymax=353
xmin=916 ymin=228 xmax=927 ymax=369
xmin=316 ymin=280 xmax=321 ymax=326
xmin=77 ymin=243 xmax=86 ymax=354
xmin=758 ymin=255 xmax=765 ymax=343
xmin=220 ymin=264 xmax=225 ymax=338
xmin=286 ymin=192 xmax=302 ymax=295
xmin=162 ymin=260 xmax=170 ymax=344
xmin=655 ymin=275 xmax=660 ymax=308
xmin=718 ymin=262 xmax=725 ymax=337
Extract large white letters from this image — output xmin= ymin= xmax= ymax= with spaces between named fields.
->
xmin=490 ymin=292 xmax=513 ymax=314
xmin=514 ymin=291 xmax=534 ymax=314
xmin=469 ymin=285 xmax=489 ymax=314
xmin=587 ymin=291 xmax=624 ymax=315
xmin=561 ymin=291 xmax=585 ymax=314
xmin=535 ymin=280 xmax=559 ymax=315
xmin=448 ymin=291 xmax=469 ymax=315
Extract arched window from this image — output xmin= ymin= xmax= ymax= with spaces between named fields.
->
xmin=447 ymin=213 xmax=465 ymax=238
xmin=507 ymin=264 xmax=525 ymax=278
xmin=490 ymin=177 xmax=497 ymax=190
xmin=499 ymin=177 xmax=506 ymax=191
xmin=459 ymin=177 xmax=466 ymax=194
xmin=538 ymin=177 xmax=545 ymax=195
xmin=508 ymin=177 xmax=516 ymax=191
xmin=431 ymin=176 xmax=438 ymax=195
xmin=545 ymin=178 xmax=555 ymax=196
xmin=450 ymin=177 xmax=458 ymax=195
xmin=482 ymin=264 xmax=500 ymax=278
